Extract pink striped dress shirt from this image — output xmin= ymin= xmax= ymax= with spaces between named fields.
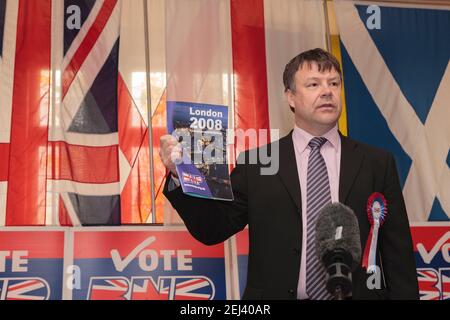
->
xmin=292 ymin=125 xmax=341 ymax=300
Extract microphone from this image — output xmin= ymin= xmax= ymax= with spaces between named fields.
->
xmin=315 ymin=202 xmax=361 ymax=300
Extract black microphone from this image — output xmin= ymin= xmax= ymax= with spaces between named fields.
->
xmin=315 ymin=202 xmax=361 ymax=300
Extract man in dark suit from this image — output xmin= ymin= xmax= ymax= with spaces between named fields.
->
xmin=160 ymin=48 xmax=419 ymax=300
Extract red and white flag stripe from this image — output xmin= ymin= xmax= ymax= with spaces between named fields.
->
xmin=163 ymin=0 xmax=326 ymax=223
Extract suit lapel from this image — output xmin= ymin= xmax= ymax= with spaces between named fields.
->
xmin=276 ymin=132 xmax=364 ymax=211
xmin=277 ymin=132 xmax=301 ymax=211
xmin=339 ymin=134 xmax=364 ymax=203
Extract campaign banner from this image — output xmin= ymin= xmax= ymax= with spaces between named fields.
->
xmin=0 ymin=228 xmax=65 ymax=300
xmin=411 ymin=223 xmax=450 ymax=300
xmin=71 ymin=227 xmax=230 ymax=300
xmin=167 ymin=101 xmax=233 ymax=201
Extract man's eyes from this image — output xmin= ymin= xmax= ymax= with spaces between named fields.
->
xmin=306 ymin=82 xmax=340 ymax=88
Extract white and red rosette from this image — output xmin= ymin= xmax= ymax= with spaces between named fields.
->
xmin=362 ymin=192 xmax=387 ymax=273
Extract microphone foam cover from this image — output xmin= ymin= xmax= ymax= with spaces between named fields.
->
xmin=315 ymin=202 xmax=362 ymax=271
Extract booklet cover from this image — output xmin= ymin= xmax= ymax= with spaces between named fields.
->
xmin=167 ymin=101 xmax=234 ymax=201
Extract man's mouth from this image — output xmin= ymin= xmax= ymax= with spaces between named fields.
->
xmin=317 ymin=103 xmax=335 ymax=109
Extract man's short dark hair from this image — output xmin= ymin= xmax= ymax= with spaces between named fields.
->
xmin=283 ymin=48 xmax=342 ymax=93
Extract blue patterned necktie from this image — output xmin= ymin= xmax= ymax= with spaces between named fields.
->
xmin=305 ymin=137 xmax=333 ymax=300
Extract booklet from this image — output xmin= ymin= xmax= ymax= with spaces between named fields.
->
xmin=167 ymin=101 xmax=234 ymax=201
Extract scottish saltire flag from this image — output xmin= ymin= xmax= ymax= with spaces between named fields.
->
xmin=335 ymin=0 xmax=450 ymax=222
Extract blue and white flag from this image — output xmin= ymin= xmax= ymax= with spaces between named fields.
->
xmin=335 ymin=0 xmax=450 ymax=222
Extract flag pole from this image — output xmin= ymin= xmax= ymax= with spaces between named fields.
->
xmin=323 ymin=0 xmax=332 ymax=52
xmin=143 ymin=0 xmax=157 ymax=224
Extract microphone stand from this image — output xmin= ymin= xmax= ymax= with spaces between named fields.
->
xmin=333 ymin=285 xmax=345 ymax=300
xmin=324 ymin=250 xmax=353 ymax=300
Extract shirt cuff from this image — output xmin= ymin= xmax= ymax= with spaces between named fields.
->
xmin=168 ymin=174 xmax=181 ymax=191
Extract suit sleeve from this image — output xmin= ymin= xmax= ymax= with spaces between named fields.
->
xmin=380 ymin=153 xmax=419 ymax=299
xmin=163 ymin=160 xmax=249 ymax=246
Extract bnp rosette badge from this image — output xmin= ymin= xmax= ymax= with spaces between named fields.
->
xmin=167 ymin=101 xmax=234 ymax=201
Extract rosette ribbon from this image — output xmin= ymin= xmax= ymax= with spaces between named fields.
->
xmin=362 ymin=192 xmax=387 ymax=274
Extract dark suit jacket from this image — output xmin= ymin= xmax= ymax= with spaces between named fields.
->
xmin=164 ymin=132 xmax=419 ymax=300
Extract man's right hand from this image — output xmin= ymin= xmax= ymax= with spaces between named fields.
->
xmin=159 ymin=134 xmax=182 ymax=177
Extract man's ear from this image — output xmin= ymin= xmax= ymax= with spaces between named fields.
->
xmin=285 ymin=90 xmax=295 ymax=113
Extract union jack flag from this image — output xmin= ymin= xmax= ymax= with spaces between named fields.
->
xmin=54 ymin=0 xmax=122 ymax=226
xmin=0 ymin=0 xmax=166 ymax=226
xmin=0 ymin=278 xmax=50 ymax=300
xmin=159 ymin=276 xmax=214 ymax=300
xmin=182 ymin=172 xmax=203 ymax=186
xmin=441 ymin=268 xmax=450 ymax=300
xmin=131 ymin=276 xmax=214 ymax=300
xmin=89 ymin=276 xmax=214 ymax=300
xmin=417 ymin=269 xmax=441 ymax=300
xmin=88 ymin=277 xmax=129 ymax=300
xmin=131 ymin=277 xmax=169 ymax=300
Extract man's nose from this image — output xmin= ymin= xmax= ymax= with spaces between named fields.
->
xmin=320 ymin=84 xmax=333 ymax=98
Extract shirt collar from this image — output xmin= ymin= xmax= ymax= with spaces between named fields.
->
xmin=292 ymin=124 xmax=340 ymax=154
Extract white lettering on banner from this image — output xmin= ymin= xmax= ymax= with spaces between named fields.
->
xmin=110 ymin=236 xmax=193 ymax=272
xmin=111 ymin=236 xmax=156 ymax=272
xmin=416 ymin=232 xmax=450 ymax=264
xmin=177 ymin=250 xmax=193 ymax=271
xmin=0 ymin=251 xmax=29 ymax=272
xmin=0 ymin=252 xmax=8 ymax=272
xmin=442 ymin=243 xmax=450 ymax=262
xmin=12 ymin=251 xmax=28 ymax=272
xmin=139 ymin=250 xmax=193 ymax=271
xmin=139 ymin=250 xmax=158 ymax=271
xmin=161 ymin=250 xmax=175 ymax=270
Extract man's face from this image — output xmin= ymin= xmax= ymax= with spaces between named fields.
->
xmin=286 ymin=62 xmax=342 ymax=136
